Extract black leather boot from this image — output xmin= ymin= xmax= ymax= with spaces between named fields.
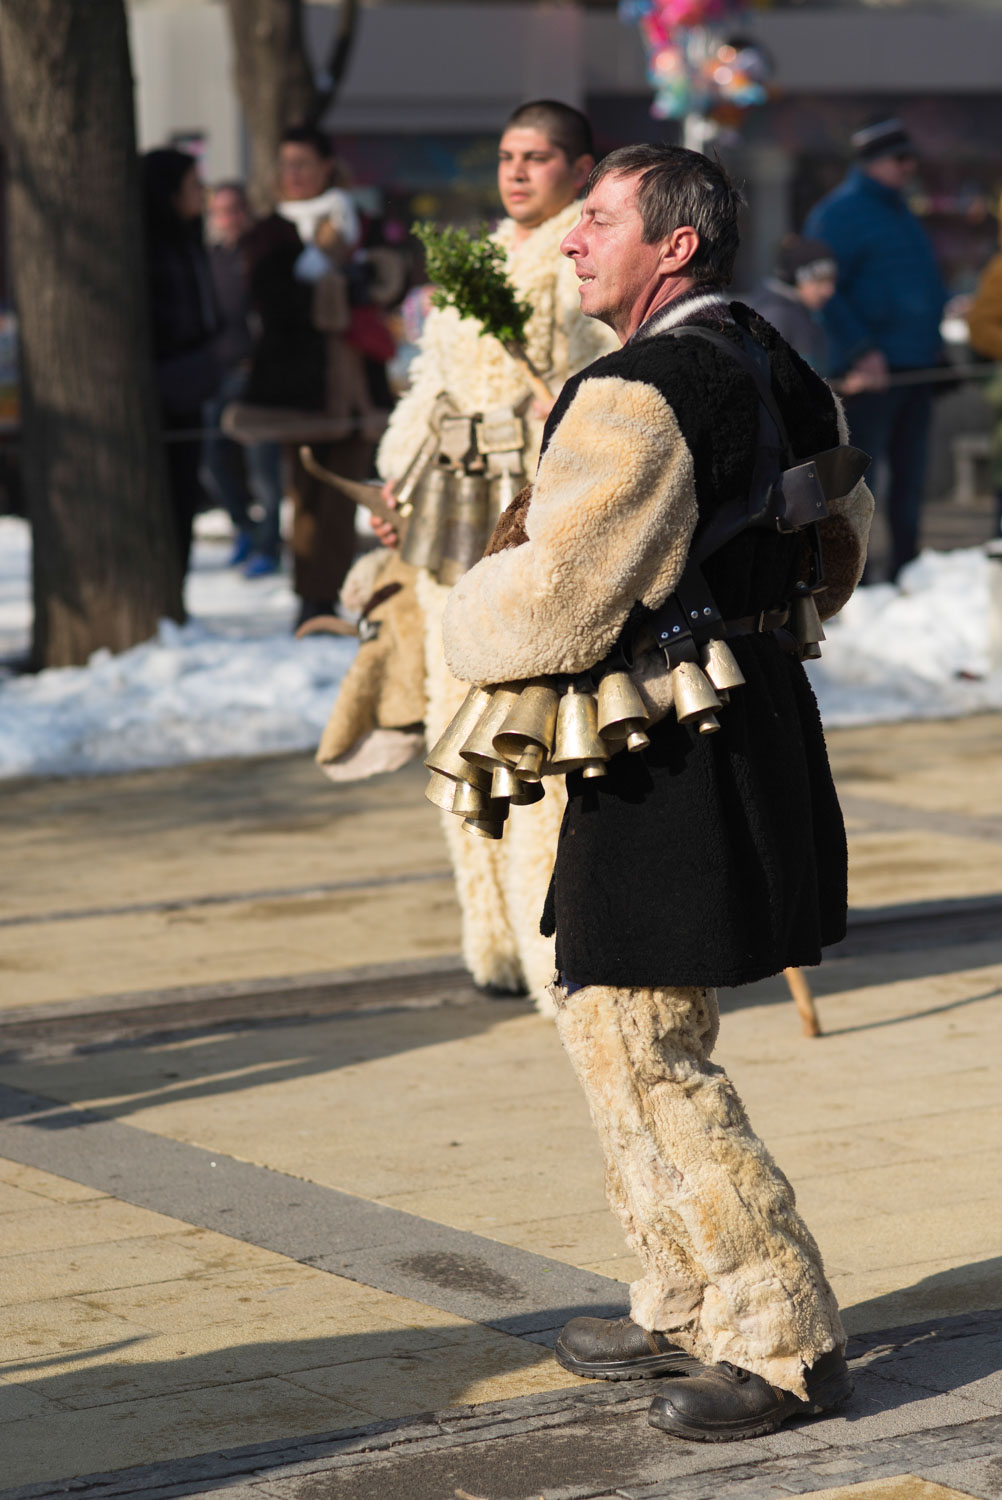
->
xmin=647 ymin=1348 xmax=853 ymax=1441
xmin=555 ymin=1316 xmax=695 ymax=1380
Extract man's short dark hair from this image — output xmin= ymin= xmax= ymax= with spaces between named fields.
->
xmin=280 ymin=123 xmax=334 ymax=159
xmin=588 ymin=144 xmax=743 ymax=286
xmin=504 ymin=100 xmax=595 ymax=165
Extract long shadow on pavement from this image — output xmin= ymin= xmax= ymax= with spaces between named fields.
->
xmin=0 ymin=995 xmax=533 ymax=1125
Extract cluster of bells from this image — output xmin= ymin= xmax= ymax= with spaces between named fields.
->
xmin=392 ymin=400 xmax=526 ymax=588
xmin=425 ymin=589 xmax=825 ymax=841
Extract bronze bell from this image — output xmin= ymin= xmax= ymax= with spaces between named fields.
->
xmin=462 ymin=801 xmax=508 ymax=839
xmin=700 ymin=637 xmax=746 ymax=704
xmin=550 ymin=685 xmax=609 ymax=777
xmin=493 ymin=680 xmax=560 ymax=776
xmin=463 ymin=817 xmax=505 ymax=840
xmin=596 ymin=670 xmax=651 ymax=753
xmin=490 ymin=763 xmax=523 ymax=801
xmin=490 ymin=761 xmax=545 ymax=806
xmin=488 ymin=468 xmax=520 ymax=527
xmin=671 ymin=660 xmax=722 ymax=735
xmin=452 ymin=778 xmax=489 ymax=818
xmin=516 ymin=743 xmax=547 ymax=781
xmin=460 ymin=686 xmax=523 ymax=772
xmin=509 ymin=776 xmax=544 ymax=807
xmin=400 ymin=466 xmax=450 ymax=574
xmin=791 ymin=588 xmax=826 ymax=661
xmin=424 ymin=770 xmax=458 ymax=813
xmin=437 ymin=472 xmax=491 ymax=586
xmin=425 ymin=685 xmax=495 ymax=788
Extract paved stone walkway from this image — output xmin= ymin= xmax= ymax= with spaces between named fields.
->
xmin=1 ymin=716 xmax=1001 ymax=1498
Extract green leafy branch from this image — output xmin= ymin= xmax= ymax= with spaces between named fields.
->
xmin=414 ymin=221 xmax=553 ymax=402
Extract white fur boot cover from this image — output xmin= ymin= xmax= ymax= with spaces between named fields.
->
xmin=553 ymin=983 xmax=845 ymax=1397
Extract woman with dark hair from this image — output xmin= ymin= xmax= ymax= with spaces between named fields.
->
xmin=142 ymin=148 xmax=220 ymax=581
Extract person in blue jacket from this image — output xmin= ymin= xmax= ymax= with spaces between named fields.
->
xmin=805 ymin=119 xmax=947 ymax=581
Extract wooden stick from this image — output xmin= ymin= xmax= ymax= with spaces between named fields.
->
xmin=501 ymin=341 xmax=556 ymax=406
xmin=784 ymin=966 xmax=822 ymax=1038
xmin=298 ymin=445 xmax=404 ymax=533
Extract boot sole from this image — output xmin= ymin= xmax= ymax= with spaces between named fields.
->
xmin=554 ymin=1341 xmax=696 ymax=1382
xmin=648 ymin=1381 xmax=853 ymax=1443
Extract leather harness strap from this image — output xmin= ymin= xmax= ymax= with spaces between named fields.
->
xmin=724 ymin=608 xmax=790 ymax=636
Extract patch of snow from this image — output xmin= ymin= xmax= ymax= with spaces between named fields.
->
xmin=805 ymin=545 xmax=1002 ymax=725
xmin=2 ymin=511 xmax=1002 ymax=782
xmin=0 ymin=513 xmax=356 ymax=780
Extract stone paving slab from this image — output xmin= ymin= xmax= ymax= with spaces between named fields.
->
xmin=3 ymin=942 xmax=997 ymax=1338
xmin=0 ymin=760 xmax=460 ymax=1008
xmin=5 ymin=713 xmax=1002 ymax=1013
xmin=0 ymin=980 xmax=999 ymax=1494
xmin=0 ymin=1082 xmax=624 ymax=1335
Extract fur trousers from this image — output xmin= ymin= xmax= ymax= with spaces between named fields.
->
xmin=420 ymin=572 xmax=564 ymax=1012
xmin=553 ymin=982 xmax=845 ymax=1397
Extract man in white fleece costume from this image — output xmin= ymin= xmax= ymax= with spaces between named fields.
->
xmin=371 ymin=101 xmax=616 ymax=1007
xmin=442 ymin=145 xmax=874 ymax=1442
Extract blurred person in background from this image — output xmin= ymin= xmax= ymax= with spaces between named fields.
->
xmin=203 ymin=182 xmax=284 ymax=574
xmin=749 ymin=235 xmax=835 ymax=372
xmin=143 ymin=148 xmax=221 ymax=583
xmin=805 ymin=119 xmax=947 ymax=582
xmin=345 ymin=203 xmax=409 ymax=415
xmin=240 ymin=124 xmax=379 ymax=628
xmin=964 ymin=204 xmax=1002 ymax=535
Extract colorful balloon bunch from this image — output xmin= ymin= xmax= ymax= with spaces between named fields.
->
xmin=619 ymin=0 xmax=773 ymax=128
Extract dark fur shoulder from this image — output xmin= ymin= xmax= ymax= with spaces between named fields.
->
xmin=543 ymin=302 xmax=838 ymax=469
xmin=730 ymin=302 xmax=840 ymax=455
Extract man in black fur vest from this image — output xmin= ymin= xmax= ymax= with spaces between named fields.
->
xmin=442 ymin=145 xmax=874 ymax=1442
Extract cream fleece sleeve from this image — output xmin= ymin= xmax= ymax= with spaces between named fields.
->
xmin=442 ymin=374 xmax=698 ymax=686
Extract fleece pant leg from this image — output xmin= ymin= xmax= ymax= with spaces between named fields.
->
xmin=553 ymin=982 xmax=844 ymax=1398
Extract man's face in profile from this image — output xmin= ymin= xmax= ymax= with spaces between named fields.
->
xmin=561 ymin=171 xmax=661 ymax=334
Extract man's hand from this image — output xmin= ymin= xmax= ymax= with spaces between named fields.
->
xmin=370 ymin=477 xmax=400 ymax=547
xmin=841 ymin=349 xmax=889 ymax=395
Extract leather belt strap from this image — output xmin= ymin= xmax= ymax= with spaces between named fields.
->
xmin=724 ymin=608 xmax=790 ymax=637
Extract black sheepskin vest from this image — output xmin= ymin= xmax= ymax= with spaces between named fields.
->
xmin=541 ymin=302 xmax=847 ymax=991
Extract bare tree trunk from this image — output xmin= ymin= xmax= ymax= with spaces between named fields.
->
xmin=0 ymin=0 xmax=182 ymax=669
xmin=226 ymin=0 xmax=360 ymax=213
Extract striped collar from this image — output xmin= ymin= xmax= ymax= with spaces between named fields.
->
xmin=630 ymin=288 xmax=732 ymax=345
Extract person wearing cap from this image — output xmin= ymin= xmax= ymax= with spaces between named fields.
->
xmin=965 ymin=202 xmax=1002 ymax=536
xmin=805 ymin=118 xmax=947 ymax=581
xmin=749 ymin=235 xmax=835 ymax=372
